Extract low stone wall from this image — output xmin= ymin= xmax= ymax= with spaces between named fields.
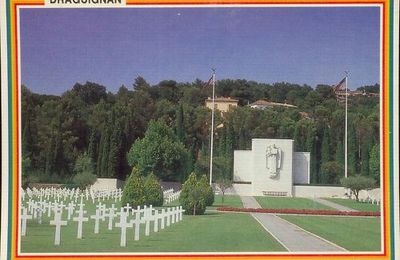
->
xmin=232 ymin=183 xmax=253 ymax=196
xmin=293 ymin=185 xmax=347 ymax=198
xmin=91 ymin=178 xmax=124 ymax=191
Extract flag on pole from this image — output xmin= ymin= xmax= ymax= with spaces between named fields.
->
xmin=333 ymin=78 xmax=346 ymax=92
xmin=203 ymin=76 xmax=213 ymax=88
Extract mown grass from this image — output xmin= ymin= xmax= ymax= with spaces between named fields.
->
xmin=210 ymin=195 xmax=243 ymax=208
xmin=255 ymin=197 xmax=333 ymax=210
xmin=280 ymin=215 xmax=381 ymax=251
xmin=21 ymin=198 xmax=284 ymax=252
xmin=325 ymin=198 xmax=380 ymax=212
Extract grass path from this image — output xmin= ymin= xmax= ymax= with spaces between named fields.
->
xmin=280 ymin=215 xmax=381 ymax=251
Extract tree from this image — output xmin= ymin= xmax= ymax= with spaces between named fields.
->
xmin=73 ymin=153 xmax=97 ymax=189
xmin=369 ymin=144 xmax=380 ymax=184
xmin=198 ymin=175 xmax=214 ymax=206
xmin=175 ymin=104 xmax=185 ymax=142
xmin=127 ymin=119 xmax=189 ymax=181
xmin=340 ymin=175 xmax=376 ymax=201
xmin=121 ymin=168 xmax=146 ymax=207
xmin=216 ymin=178 xmax=232 ymax=205
xmin=321 ymin=161 xmax=343 ymax=184
xmin=348 ymin=122 xmax=358 ymax=174
xmin=144 ymin=173 xmax=164 ymax=206
xmin=179 ymin=173 xmax=206 ymax=215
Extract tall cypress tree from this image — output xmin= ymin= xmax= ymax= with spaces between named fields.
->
xmin=348 ymin=122 xmax=358 ymax=175
xmin=100 ymin=127 xmax=111 ymax=177
xmin=218 ymin=128 xmax=226 ymax=156
xmin=306 ymin=124 xmax=318 ymax=184
xmin=335 ymin=136 xmax=345 ymax=165
xmin=108 ymin=121 xmax=123 ymax=178
xmin=360 ymin=131 xmax=371 ymax=176
xmin=320 ymin=127 xmax=331 ymax=183
xmin=238 ymin=127 xmax=247 ymax=150
xmin=321 ymin=127 xmax=331 ymax=164
xmin=175 ymin=104 xmax=185 ymax=143
xmin=88 ymin=130 xmax=98 ymax=167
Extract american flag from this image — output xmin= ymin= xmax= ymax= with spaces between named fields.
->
xmin=203 ymin=76 xmax=213 ymax=88
xmin=333 ymin=78 xmax=346 ymax=92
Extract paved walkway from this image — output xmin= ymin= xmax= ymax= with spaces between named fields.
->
xmin=240 ymin=196 xmax=346 ymax=252
xmin=312 ymin=198 xmax=358 ymax=212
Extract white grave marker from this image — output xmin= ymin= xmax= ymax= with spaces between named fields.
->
xmin=49 ymin=210 xmax=67 ymax=245
xmin=20 ymin=207 xmax=32 ymax=236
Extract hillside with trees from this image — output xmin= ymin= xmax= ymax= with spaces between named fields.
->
xmin=21 ymin=77 xmax=380 ymax=186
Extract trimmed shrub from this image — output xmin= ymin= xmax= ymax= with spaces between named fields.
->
xmin=179 ymin=172 xmax=206 ymax=215
xmin=199 ymin=175 xmax=214 ymax=206
xmin=144 ymin=173 xmax=164 ymax=206
xmin=121 ymin=167 xmax=146 ymax=207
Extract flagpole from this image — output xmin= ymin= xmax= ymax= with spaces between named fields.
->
xmin=209 ymin=69 xmax=216 ymax=186
xmin=344 ymin=71 xmax=349 ymax=178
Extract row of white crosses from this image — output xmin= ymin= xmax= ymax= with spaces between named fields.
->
xmin=115 ymin=204 xmax=184 ymax=247
xmin=360 ymin=197 xmax=380 ymax=205
xmin=21 ymin=195 xmax=184 ymax=247
xmin=163 ymin=189 xmax=181 ymax=204
xmin=21 ymin=187 xmax=122 ymax=204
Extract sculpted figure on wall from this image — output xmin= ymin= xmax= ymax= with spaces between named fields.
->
xmin=266 ymin=144 xmax=282 ymax=179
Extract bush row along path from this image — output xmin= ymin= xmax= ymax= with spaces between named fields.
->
xmin=240 ymin=196 xmax=346 ymax=252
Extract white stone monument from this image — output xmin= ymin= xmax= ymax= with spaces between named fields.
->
xmin=233 ymin=138 xmax=310 ymax=196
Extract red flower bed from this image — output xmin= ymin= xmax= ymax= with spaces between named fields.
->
xmin=216 ymin=207 xmax=380 ymax=217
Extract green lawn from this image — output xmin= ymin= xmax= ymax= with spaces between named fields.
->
xmin=21 ymin=209 xmax=285 ymax=252
xmin=255 ymin=197 xmax=333 ymax=210
xmin=325 ymin=198 xmax=380 ymax=212
xmin=280 ymin=215 xmax=381 ymax=251
xmin=210 ymin=195 xmax=243 ymax=208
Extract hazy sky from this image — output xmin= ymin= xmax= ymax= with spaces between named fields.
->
xmin=20 ymin=7 xmax=380 ymax=95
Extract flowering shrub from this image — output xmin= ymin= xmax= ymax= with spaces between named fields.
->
xmin=216 ymin=207 xmax=380 ymax=217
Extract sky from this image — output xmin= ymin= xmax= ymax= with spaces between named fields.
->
xmin=20 ymin=7 xmax=380 ymax=95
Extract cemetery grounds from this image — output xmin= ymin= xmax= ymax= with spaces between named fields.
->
xmin=20 ymin=188 xmax=381 ymax=253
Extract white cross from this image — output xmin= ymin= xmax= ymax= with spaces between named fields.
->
xmin=142 ymin=205 xmax=152 ymax=236
xmin=153 ymin=209 xmax=159 ymax=233
xmin=115 ymin=209 xmax=133 ymax=247
xmin=131 ymin=211 xmax=141 ymax=241
xmin=179 ymin=206 xmax=184 ymax=221
xmin=49 ymin=209 xmax=67 ymax=245
xmin=171 ymin=207 xmax=176 ymax=224
xmin=166 ymin=208 xmax=171 ymax=227
xmin=90 ymin=209 xmax=104 ymax=234
xmin=123 ymin=203 xmax=132 ymax=216
xmin=73 ymin=206 xmax=88 ymax=239
xmin=67 ymin=202 xmax=75 ymax=220
xmin=106 ymin=204 xmax=117 ymax=230
xmin=20 ymin=207 xmax=32 ymax=236
xmin=160 ymin=209 xmax=166 ymax=229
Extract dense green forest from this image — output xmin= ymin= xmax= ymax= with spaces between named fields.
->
xmin=21 ymin=77 xmax=380 ymax=186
